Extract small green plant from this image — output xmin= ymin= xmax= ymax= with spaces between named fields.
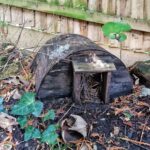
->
xmin=11 ymin=92 xmax=58 ymax=146
xmin=102 ymin=21 xmax=131 ymax=59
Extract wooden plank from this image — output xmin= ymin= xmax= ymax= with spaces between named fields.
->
xmin=101 ymin=0 xmax=109 ymax=14
xmin=108 ymin=0 xmax=116 ymax=15
xmin=116 ymin=0 xmax=131 ymax=17
xmin=11 ymin=7 xmax=23 ymax=25
xmin=23 ymin=9 xmax=34 ymax=27
xmin=60 ymin=16 xmax=68 ymax=34
xmin=73 ymin=60 xmax=116 ymax=73
xmin=3 ymin=5 xmax=11 ymax=22
xmin=131 ymin=0 xmax=144 ymax=19
xmin=88 ymin=23 xmax=101 ymax=42
xmin=73 ymin=72 xmax=81 ymax=104
xmin=35 ymin=11 xmax=47 ymax=31
xmin=129 ymin=31 xmax=143 ymax=50
xmin=143 ymin=32 xmax=150 ymax=51
xmin=109 ymin=39 xmax=119 ymax=48
xmin=79 ymin=21 xmax=88 ymax=36
xmin=102 ymin=72 xmax=112 ymax=104
xmin=0 ymin=4 xmax=3 ymax=20
xmin=47 ymin=14 xmax=61 ymax=33
xmin=68 ymin=18 xmax=74 ymax=33
xmin=73 ymin=19 xmax=80 ymax=34
xmin=145 ymin=0 xmax=150 ymax=20
xmin=46 ymin=14 xmax=56 ymax=33
xmin=88 ymin=0 xmax=100 ymax=11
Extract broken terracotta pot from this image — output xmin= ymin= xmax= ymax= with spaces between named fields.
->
xmin=61 ymin=114 xmax=87 ymax=143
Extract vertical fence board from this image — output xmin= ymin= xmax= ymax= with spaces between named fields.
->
xmin=108 ymin=0 xmax=116 ymax=15
xmin=101 ymin=0 xmax=109 ymax=14
xmin=131 ymin=0 xmax=144 ymax=19
xmin=35 ymin=11 xmax=47 ymax=30
xmin=73 ymin=20 xmax=80 ymax=34
xmin=145 ymin=0 xmax=150 ymax=20
xmin=80 ymin=21 xmax=88 ymax=36
xmin=122 ymin=32 xmax=130 ymax=50
xmin=0 ymin=4 xmax=3 ymax=20
xmin=47 ymin=15 xmax=61 ymax=33
xmin=88 ymin=23 xmax=101 ymax=42
xmin=56 ymin=16 xmax=61 ymax=33
xmin=117 ymin=0 xmax=131 ymax=17
xmin=68 ymin=19 xmax=74 ymax=33
xmin=3 ymin=5 xmax=11 ymax=23
xmin=23 ymin=9 xmax=34 ymax=27
xmin=130 ymin=31 xmax=143 ymax=50
xmin=143 ymin=32 xmax=150 ymax=51
xmin=47 ymin=14 xmax=57 ymax=33
xmin=11 ymin=7 xmax=23 ymax=25
xmin=60 ymin=17 xmax=68 ymax=34
xmin=88 ymin=0 xmax=101 ymax=11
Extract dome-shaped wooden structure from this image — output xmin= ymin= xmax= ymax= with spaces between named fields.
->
xmin=32 ymin=34 xmax=133 ymax=102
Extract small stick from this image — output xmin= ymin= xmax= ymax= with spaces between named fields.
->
xmin=19 ymin=60 xmax=28 ymax=79
xmin=140 ymin=116 xmax=149 ymax=142
xmin=58 ymin=103 xmax=74 ymax=123
xmin=120 ymin=137 xmax=150 ymax=147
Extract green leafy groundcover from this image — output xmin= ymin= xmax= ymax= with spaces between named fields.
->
xmin=11 ymin=92 xmax=43 ymax=116
xmin=102 ymin=21 xmax=131 ymax=42
xmin=11 ymin=92 xmax=59 ymax=145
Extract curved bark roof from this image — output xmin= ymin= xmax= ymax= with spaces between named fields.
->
xmin=32 ymin=34 xmax=133 ymax=99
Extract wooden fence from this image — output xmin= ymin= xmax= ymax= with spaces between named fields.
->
xmin=0 ymin=0 xmax=149 ymax=53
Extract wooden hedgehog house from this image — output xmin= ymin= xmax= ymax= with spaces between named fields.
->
xmin=31 ymin=34 xmax=133 ymax=103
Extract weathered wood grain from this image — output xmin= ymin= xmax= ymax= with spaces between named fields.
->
xmin=131 ymin=0 xmax=144 ymax=19
xmin=23 ymin=9 xmax=34 ymax=27
xmin=3 ymin=5 xmax=11 ymax=22
xmin=35 ymin=11 xmax=47 ymax=30
xmin=11 ymin=7 xmax=23 ymax=25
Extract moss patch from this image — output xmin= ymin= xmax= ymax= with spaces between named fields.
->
xmin=0 ymin=63 xmax=20 ymax=80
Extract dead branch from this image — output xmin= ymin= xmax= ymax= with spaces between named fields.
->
xmin=120 ymin=137 xmax=150 ymax=147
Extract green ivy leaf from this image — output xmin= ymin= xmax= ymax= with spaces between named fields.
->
xmin=41 ymin=125 xmax=58 ymax=145
xmin=118 ymin=33 xmax=127 ymax=42
xmin=102 ymin=22 xmax=131 ymax=42
xmin=108 ymin=33 xmax=116 ymax=40
xmin=32 ymin=101 xmax=43 ymax=117
xmin=24 ymin=126 xmax=35 ymax=141
xmin=24 ymin=126 xmax=41 ymax=141
xmin=32 ymin=128 xmax=41 ymax=139
xmin=11 ymin=92 xmax=36 ymax=115
xmin=102 ymin=22 xmax=131 ymax=36
xmin=43 ymin=110 xmax=55 ymax=122
xmin=17 ymin=116 xmax=28 ymax=128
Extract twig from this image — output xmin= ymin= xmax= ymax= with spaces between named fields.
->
xmin=19 ymin=60 xmax=28 ymax=78
xmin=120 ymin=137 xmax=150 ymax=147
xmin=15 ymin=22 xmax=26 ymax=47
xmin=140 ymin=116 xmax=149 ymax=142
xmin=58 ymin=103 xmax=74 ymax=123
